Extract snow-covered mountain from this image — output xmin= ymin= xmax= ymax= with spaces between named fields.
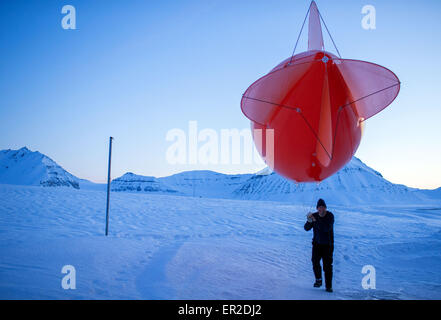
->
xmin=111 ymin=159 xmax=439 ymax=205
xmin=158 ymin=171 xmax=253 ymax=198
xmin=420 ymin=187 xmax=441 ymax=200
xmin=232 ymin=157 xmax=433 ymax=205
xmin=0 ymin=147 xmax=439 ymax=205
xmin=0 ymin=147 xmax=80 ymax=189
xmin=111 ymin=172 xmax=180 ymax=194
xmin=110 ymin=171 xmax=253 ymax=198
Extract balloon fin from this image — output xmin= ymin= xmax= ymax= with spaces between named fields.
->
xmin=308 ymin=1 xmax=324 ymax=51
xmin=316 ymin=64 xmax=333 ymax=166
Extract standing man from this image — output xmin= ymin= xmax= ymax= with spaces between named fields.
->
xmin=304 ymin=198 xmax=334 ymax=292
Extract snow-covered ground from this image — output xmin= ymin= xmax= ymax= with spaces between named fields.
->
xmin=1 ymin=183 xmax=440 ymax=300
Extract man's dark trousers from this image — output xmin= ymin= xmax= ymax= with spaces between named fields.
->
xmin=312 ymin=243 xmax=333 ymax=289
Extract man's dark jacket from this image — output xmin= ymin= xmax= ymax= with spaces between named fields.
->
xmin=304 ymin=211 xmax=334 ymax=245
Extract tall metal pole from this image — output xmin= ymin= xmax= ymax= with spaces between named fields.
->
xmin=105 ymin=137 xmax=113 ymax=236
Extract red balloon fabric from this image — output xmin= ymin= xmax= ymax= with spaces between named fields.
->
xmin=240 ymin=2 xmax=400 ymax=182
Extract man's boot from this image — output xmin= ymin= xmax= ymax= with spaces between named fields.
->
xmin=313 ymin=279 xmax=322 ymax=287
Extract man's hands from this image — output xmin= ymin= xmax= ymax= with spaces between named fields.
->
xmin=307 ymin=212 xmax=316 ymax=223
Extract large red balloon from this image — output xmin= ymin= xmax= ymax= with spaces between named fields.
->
xmin=241 ymin=1 xmax=400 ymax=182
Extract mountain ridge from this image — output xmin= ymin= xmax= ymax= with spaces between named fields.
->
xmin=0 ymin=147 xmax=81 ymax=189
xmin=0 ymin=147 xmax=439 ymax=205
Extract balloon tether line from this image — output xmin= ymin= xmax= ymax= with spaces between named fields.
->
xmin=289 ymin=2 xmax=311 ymax=65
xmin=318 ymin=9 xmax=342 ymax=58
xmin=289 ymin=1 xmax=342 ymax=64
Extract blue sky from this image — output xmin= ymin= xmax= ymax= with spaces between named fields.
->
xmin=0 ymin=0 xmax=440 ymax=189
